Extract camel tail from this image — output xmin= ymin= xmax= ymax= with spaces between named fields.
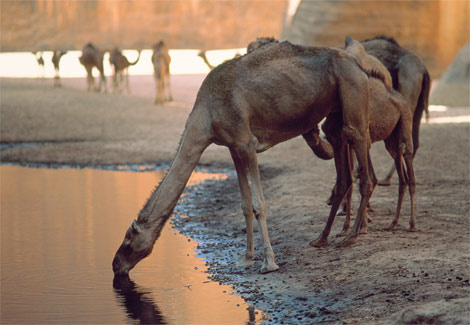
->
xmin=138 ymin=106 xmax=213 ymax=236
xmin=412 ymin=69 xmax=431 ymax=155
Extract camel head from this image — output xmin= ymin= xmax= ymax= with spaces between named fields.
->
xmin=113 ymin=219 xmax=154 ymax=275
xmin=345 ymin=36 xmax=393 ymax=88
xmin=247 ymin=37 xmax=278 ymax=53
xmin=344 ymin=36 xmax=367 ymax=65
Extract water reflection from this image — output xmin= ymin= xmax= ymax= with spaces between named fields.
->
xmin=0 ymin=165 xmax=261 ymax=324
xmin=113 ymin=276 xmax=166 ymax=324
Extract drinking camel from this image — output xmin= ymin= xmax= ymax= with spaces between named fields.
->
xmin=79 ymin=43 xmax=107 ymax=92
xmin=113 ymin=41 xmax=374 ymax=276
xmin=151 ymin=41 xmax=173 ymax=104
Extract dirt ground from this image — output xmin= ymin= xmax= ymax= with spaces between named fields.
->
xmin=1 ymin=76 xmax=469 ymax=324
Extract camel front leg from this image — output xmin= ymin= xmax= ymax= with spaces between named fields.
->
xmin=230 ymin=149 xmax=254 ymax=268
xmin=233 ymin=139 xmax=279 ymax=274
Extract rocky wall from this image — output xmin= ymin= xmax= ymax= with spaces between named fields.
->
xmin=1 ymin=0 xmax=287 ymax=52
xmin=282 ymin=0 xmax=469 ymax=77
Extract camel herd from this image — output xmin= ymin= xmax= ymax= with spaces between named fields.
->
xmin=112 ymin=35 xmax=431 ymax=277
xmin=32 ymin=41 xmax=172 ymax=104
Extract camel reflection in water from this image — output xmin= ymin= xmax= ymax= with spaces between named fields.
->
xmin=113 ymin=276 xmax=166 ymax=324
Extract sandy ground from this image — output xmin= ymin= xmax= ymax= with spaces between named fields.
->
xmin=1 ymin=76 xmax=469 ymax=324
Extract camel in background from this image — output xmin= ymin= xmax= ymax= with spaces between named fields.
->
xmin=197 ymin=50 xmax=215 ymax=70
xmin=247 ymin=36 xmax=430 ymax=188
xmin=79 ymin=43 xmax=107 ymax=93
xmin=198 ymin=50 xmax=242 ymax=71
xmin=151 ymin=41 xmax=172 ymax=104
xmin=33 ymin=52 xmax=45 ymax=79
xmin=113 ymin=41 xmax=374 ymax=276
xmin=311 ymin=37 xmax=417 ymax=247
xmin=360 ymin=36 xmax=430 ymax=185
xmin=52 ymin=50 xmax=67 ymax=87
xmin=109 ymin=48 xmax=141 ymax=94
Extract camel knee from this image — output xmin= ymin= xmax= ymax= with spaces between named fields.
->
xmin=358 ymin=178 xmax=373 ymax=198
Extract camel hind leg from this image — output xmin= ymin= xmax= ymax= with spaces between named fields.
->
xmin=404 ymin=152 xmax=417 ymax=231
xmin=384 ymin=119 xmax=416 ymax=232
xmin=336 ymin=65 xmax=373 ymax=247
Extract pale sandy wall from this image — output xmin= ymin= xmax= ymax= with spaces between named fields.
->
xmin=0 ymin=0 xmax=287 ymax=51
xmin=282 ymin=0 xmax=470 ymax=77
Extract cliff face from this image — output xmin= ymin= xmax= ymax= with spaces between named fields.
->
xmin=282 ymin=0 xmax=469 ymax=77
xmin=0 ymin=0 xmax=287 ymax=51
xmin=1 ymin=0 xmax=468 ymax=77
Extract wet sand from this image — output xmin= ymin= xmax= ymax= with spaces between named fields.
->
xmin=1 ymin=76 xmax=469 ymax=323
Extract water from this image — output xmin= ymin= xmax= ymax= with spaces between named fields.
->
xmin=1 ymin=165 xmax=263 ymax=324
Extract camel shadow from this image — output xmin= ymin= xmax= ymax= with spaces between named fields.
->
xmin=113 ymin=275 xmax=166 ymax=324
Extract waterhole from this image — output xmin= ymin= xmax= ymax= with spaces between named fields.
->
xmin=0 ymin=165 xmax=264 ymax=324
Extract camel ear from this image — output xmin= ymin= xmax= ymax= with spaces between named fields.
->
xmin=131 ymin=219 xmax=143 ymax=234
xmin=345 ymin=36 xmax=353 ymax=47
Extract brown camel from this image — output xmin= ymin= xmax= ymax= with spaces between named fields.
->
xmin=33 ymin=52 xmax=45 ymax=79
xmin=109 ymin=48 xmax=141 ymax=94
xmin=247 ymin=36 xmax=430 ymax=187
xmin=310 ymin=37 xmax=417 ymax=247
xmin=113 ymin=41 xmax=374 ymax=276
xmin=151 ymin=41 xmax=173 ymax=104
xmin=247 ymin=37 xmax=278 ymax=53
xmin=79 ymin=43 xmax=107 ymax=93
xmin=52 ymin=50 xmax=67 ymax=87
xmin=360 ymin=36 xmax=430 ymax=185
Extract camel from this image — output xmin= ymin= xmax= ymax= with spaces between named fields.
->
xmin=247 ymin=36 xmax=430 ymax=187
xmin=247 ymin=37 xmax=278 ymax=54
xmin=151 ymin=41 xmax=173 ymax=104
xmin=310 ymin=37 xmax=417 ymax=246
xmin=197 ymin=50 xmax=215 ymax=70
xmin=79 ymin=43 xmax=107 ymax=93
xmin=360 ymin=36 xmax=430 ymax=185
xmin=51 ymin=50 xmax=67 ymax=87
xmin=109 ymin=48 xmax=141 ymax=94
xmin=113 ymin=41 xmax=374 ymax=277
xmin=198 ymin=50 xmax=242 ymax=71
xmin=33 ymin=52 xmax=45 ymax=79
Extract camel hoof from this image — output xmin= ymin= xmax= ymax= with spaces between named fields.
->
xmin=310 ymin=236 xmax=328 ymax=247
xmin=385 ymin=223 xmax=397 ymax=231
xmin=259 ymin=262 xmax=279 ymax=274
xmin=336 ymin=236 xmax=357 ymax=248
xmin=378 ymin=179 xmax=391 ymax=186
xmin=236 ymin=257 xmax=254 ymax=269
xmin=335 ymin=229 xmax=349 ymax=237
xmin=409 ymin=226 xmax=418 ymax=232
xmin=336 ymin=210 xmax=346 ymax=216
